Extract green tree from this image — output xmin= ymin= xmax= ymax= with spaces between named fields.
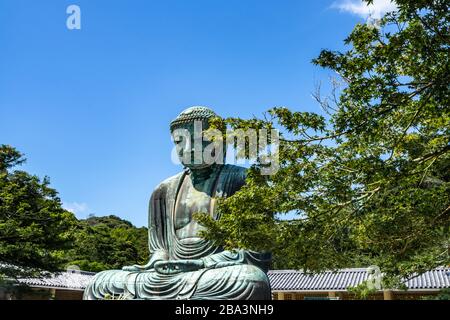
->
xmin=0 ymin=145 xmax=77 ymax=279
xmin=0 ymin=145 xmax=149 ymax=279
xmin=197 ymin=0 xmax=449 ymax=285
xmin=423 ymin=288 xmax=450 ymax=300
xmin=65 ymin=215 xmax=148 ymax=272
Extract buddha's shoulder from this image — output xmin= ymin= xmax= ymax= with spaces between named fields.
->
xmin=220 ymin=164 xmax=247 ymax=177
xmin=154 ymin=171 xmax=184 ymax=191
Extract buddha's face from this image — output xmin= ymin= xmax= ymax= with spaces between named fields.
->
xmin=171 ymin=120 xmax=215 ymax=170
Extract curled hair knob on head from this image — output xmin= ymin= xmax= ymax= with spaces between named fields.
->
xmin=170 ymin=106 xmax=218 ymax=132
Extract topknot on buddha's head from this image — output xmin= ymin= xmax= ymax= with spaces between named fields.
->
xmin=170 ymin=106 xmax=218 ymax=132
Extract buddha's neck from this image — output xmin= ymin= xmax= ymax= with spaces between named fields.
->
xmin=188 ymin=164 xmax=221 ymax=184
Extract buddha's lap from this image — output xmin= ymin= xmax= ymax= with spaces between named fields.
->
xmin=90 ymin=263 xmax=269 ymax=289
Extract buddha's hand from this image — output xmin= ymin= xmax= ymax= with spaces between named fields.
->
xmin=122 ymin=264 xmax=148 ymax=272
xmin=214 ymin=261 xmax=242 ymax=269
xmin=122 ymin=251 xmax=169 ymax=271
xmin=122 ymin=260 xmax=158 ymax=271
xmin=154 ymin=260 xmax=205 ymax=275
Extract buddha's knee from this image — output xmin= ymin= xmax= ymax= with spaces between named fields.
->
xmin=193 ymin=264 xmax=271 ymax=300
xmin=231 ymin=265 xmax=271 ymax=299
xmin=235 ymin=264 xmax=270 ymax=285
xmin=84 ymin=270 xmax=134 ymax=300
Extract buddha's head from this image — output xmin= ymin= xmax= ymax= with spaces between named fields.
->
xmin=170 ymin=106 xmax=225 ymax=170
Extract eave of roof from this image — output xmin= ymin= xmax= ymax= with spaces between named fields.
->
xmin=16 ymin=270 xmax=95 ymax=291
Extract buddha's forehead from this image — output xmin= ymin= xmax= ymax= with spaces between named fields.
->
xmin=171 ymin=120 xmax=210 ymax=134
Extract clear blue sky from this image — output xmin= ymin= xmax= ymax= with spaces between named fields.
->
xmin=0 ymin=0 xmax=379 ymax=227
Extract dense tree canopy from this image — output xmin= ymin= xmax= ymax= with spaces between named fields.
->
xmin=65 ymin=215 xmax=148 ymax=272
xmin=0 ymin=145 xmax=148 ymax=279
xmin=0 ymin=145 xmax=77 ymax=279
xmin=197 ymin=0 xmax=449 ymax=285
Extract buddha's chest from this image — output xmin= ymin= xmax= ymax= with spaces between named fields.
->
xmin=173 ymin=175 xmax=216 ymax=235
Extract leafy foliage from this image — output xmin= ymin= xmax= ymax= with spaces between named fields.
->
xmin=423 ymin=288 xmax=450 ymax=300
xmin=65 ymin=215 xmax=148 ymax=272
xmin=347 ymin=282 xmax=378 ymax=300
xmin=0 ymin=145 xmax=149 ymax=278
xmin=0 ymin=145 xmax=77 ymax=279
xmin=197 ymin=0 xmax=450 ymax=285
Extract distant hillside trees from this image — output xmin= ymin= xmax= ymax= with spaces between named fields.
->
xmin=0 ymin=145 xmax=149 ymax=278
xmin=66 ymin=215 xmax=148 ymax=272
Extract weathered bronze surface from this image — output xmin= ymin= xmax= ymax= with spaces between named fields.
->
xmin=83 ymin=107 xmax=271 ymax=300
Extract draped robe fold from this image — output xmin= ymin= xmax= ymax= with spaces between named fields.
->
xmin=83 ymin=165 xmax=272 ymax=300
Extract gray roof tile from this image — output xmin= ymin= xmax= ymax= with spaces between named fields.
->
xmin=268 ymin=267 xmax=450 ymax=291
xmin=17 ymin=270 xmax=95 ymax=291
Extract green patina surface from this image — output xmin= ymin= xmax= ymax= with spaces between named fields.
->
xmin=83 ymin=107 xmax=271 ymax=300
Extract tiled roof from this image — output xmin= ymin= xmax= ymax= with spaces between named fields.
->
xmin=268 ymin=268 xmax=369 ymax=291
xmin=15 ymin=267 xmax=450 ymax=292
xmin=268 ymin=267 xmax=450 ymax=291
xmin=17 ymin=270 xmax=96 ymax=291
xmin=404 ymin=268 xmax=450 ymax=290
